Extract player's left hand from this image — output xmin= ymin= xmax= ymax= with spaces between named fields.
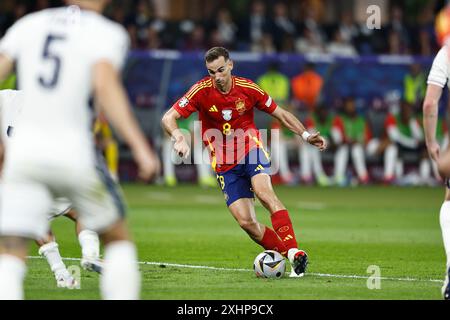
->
xmin=134 ymin=147 xmax=161 ymax=182
xmin=307 ymin=132 xmax=327 ymax=151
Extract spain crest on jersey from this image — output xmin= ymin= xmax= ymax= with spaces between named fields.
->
xmin=222 ymin=110 xmax=232 ymax=121
xmin=235 ymin=98 xmax=246 ymax=115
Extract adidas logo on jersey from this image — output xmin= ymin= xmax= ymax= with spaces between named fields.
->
xmin=209 ymin=105 xmax=218 ymax=112
xmin=254 ymin=165 xmax=265 ymax=172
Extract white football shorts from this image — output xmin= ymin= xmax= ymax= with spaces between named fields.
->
xmin=0 ymin=152 xmax=125 ymax=240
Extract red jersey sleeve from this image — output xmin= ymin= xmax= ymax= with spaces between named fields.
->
xmin=172 ymin=81 xmax=205 ymax=118
xmin=255 ymin=91 xmax=278 ymax=114
xmin=237 ymin=78 xmax=278 ymax=114
xmin=172 ymin=96 xmax=197 ymax=118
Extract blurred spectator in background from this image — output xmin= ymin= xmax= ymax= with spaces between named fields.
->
xmin=299 ymin=2 xmax=326 ymax=46
xmin=212 ymin=8 xmax=238 ymax=49
xmin=326 ymin=29 xmax=358 ymax=57
xmin=386 ymin=6 xmax=411 ymax=55
xmin=125 ymin=0 xmax=154 ymax=49
xmin=258 ymin=33 xmax=277 ymax=54
xmin=110 ymin=2 xmax=127 ymax=25
xmin=332 ymin=97 xmax=371 ymax=186
xmin=124 ymin=0 xmax=167 ymax=50
xmin=414 ymin=4 xmax=436 ymax=56
xmin=364 ymin=93 xmax=399 ymax=184
xmin=270 ymin=2 xmax=297 ymax=52
xmin=388 ymin=30 xmax=410 ymax=55
xmin=179 ymin=23 xmax=207 ymax=51
xmin=302 ymin=105 xmax=333 ymax=186
xmin=237 ymin=0 xmax=272 ymax=52
xmin=257 ymin=61 xmax=289 ymax=105
xmin=269 ymin=118 xmax=299 ymax=185
xmin=384 ymin=101 xmax=431 ymax=185
xmin=291 ymin=62 xmax=323 ymax=111
xmin=0 ymin=0 xmax=446 ymax=56
xmin=338 ymin=11 xmax=359 ymax=46
xmin=295 ymin=26 xmax=326 ymax=54
xmin=403 ymin=63 xmax=426 ymax=109
xmin=257 ymin=62 xmax=295 ymax=184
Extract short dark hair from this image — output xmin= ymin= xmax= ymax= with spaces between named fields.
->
xmin=205 ymin=47 xmax=230 ymax=63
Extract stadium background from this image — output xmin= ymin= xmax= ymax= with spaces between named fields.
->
xmin=1 ymin=0 xmax=449 ymax=185
xmin=1 ymin=0 xmax=450 ymax=300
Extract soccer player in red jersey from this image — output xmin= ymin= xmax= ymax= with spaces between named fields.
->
xmin=162 ymin=47 xmax=327 ymax=277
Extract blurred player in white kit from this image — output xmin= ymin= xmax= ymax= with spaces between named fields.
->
xmin=423 ymin=44 xmax=450 ymax=300
xmin=0 ymin=89 xmax=104 ymax=289
xmin=0 ymin=0 xmax=160 ymax=300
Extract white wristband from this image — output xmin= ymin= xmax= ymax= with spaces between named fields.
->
xmin=301 ymin=131 xmax=311 ymax=142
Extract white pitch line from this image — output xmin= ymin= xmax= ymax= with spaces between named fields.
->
xmin=27 ymin=256 xmax=442 ymax=283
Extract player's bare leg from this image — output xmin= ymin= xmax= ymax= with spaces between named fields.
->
xmin=251 ymin=173 xmax=308 ymax=277
xmin=228 ymin=198 xmax=288 ymax=255
xmin=64 ymin=209 xmax=103 ymax=273
xmin=0 ymin=236 xmax=29 ymax=299
xmin=36 ymin=230 xmax=78 ymax=289
xmin=98 ymin=219 xmax=140 ymax=300
xmin=440 ymin=187 xmax=450 ymax=299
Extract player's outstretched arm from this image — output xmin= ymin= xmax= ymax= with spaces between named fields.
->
xmin=271 ymin=106 xmax=327 ymax=151
xmin=423 ymin=84 xmax=444 ymax=162
xmin=92 ymin=61 xmax=160 ymax=181
xmin=161 ymin=108 xmax=191 ymax=159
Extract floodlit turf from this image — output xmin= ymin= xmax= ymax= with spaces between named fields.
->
xmin=24 ymin=184 xmax=446 ymax=300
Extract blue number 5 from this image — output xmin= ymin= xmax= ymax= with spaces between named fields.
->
xmin=39 ymin=34 xmax=65 ymax=89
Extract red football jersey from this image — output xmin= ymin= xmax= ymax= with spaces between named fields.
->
xmin=173 ymin=76 xmax=278 ymax=173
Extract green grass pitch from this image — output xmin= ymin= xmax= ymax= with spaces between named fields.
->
xmin=24 ymin=184 xmax=447 ymax=300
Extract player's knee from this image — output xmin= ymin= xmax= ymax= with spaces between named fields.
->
xmin=238 ymin=218 xmax=259 ymax=234
xmin=254 ymin=189 xmax=276 ymax=208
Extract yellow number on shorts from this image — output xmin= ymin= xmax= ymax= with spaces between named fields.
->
xmin=217 ymin=174 xmax=225 ymax=190
xmin=222 ymin=123 xmax=232 ymax=136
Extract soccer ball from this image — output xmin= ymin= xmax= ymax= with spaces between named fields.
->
xmin=253 ymin=250 xmax=286 ymax=279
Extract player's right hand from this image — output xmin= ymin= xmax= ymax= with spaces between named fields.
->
xmin=174 ymin=136 xmax=190 ymax=159
xmin=307 ymin=132 xmax=327 ymax=151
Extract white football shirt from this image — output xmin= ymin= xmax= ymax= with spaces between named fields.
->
xmin=0 ymin=7 xmax=129 ymax=167
xmin=427 ymin=46 xmax=450 ymax=89
xmin=0 ymin=89 xmax=23 ymax=143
